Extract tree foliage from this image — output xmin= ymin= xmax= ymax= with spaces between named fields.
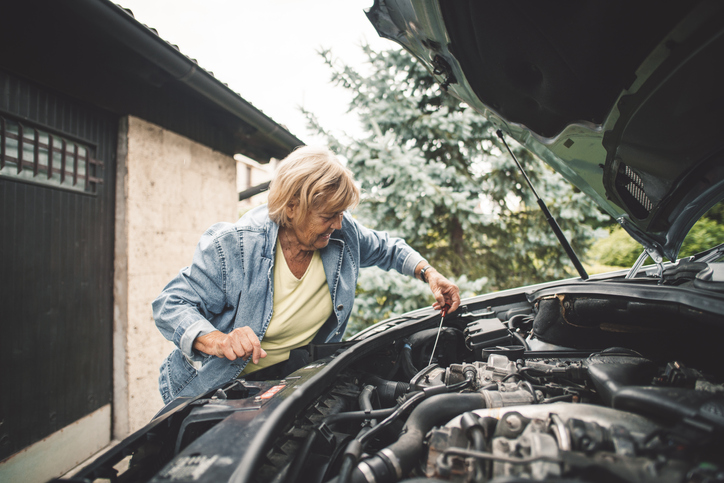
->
xmin=304 ymin=45 xmax=607 ymax=332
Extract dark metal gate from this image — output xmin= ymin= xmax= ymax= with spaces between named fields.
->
xmin=0 ymin=70 xmax=117 ymax=461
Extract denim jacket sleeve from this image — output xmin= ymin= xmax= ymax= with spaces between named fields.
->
xmin=152 ymin=223 xmax=236 ymax=362
xmin=349 ymin=215 xmax=425 ymax=276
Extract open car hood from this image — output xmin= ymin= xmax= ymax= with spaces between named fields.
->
xmin=366 ymin=0 xmax=724 ymax=261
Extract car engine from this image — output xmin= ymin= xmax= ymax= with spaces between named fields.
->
xmin=62 ymin=273 xmax=724 ymax=483
xmin=242 ymin=280 xmax=724 ymax=483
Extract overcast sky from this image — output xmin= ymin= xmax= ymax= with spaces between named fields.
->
xmin=117 ymin=0 xmax=392 ymax=147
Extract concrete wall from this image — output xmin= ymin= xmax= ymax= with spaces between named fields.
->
xmin=114 ymin=116 xmax=238 ymax=436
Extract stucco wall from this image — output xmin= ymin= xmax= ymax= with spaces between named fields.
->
xmin=115 ymin=116 xmax=238 ymax=435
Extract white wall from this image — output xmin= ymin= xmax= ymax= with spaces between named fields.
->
xmin=114 ymin=116 xmax=238 ymax=436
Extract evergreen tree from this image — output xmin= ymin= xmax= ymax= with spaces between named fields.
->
xmin=305 ymin=45 xmax=607 ymax=332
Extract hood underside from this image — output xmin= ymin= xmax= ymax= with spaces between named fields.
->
xmin=367 ymin=0 xmax=724 ymax=261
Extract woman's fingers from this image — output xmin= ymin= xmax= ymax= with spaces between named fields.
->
xmin=193 ymin=328 xmax=267 ymax=363
xmin=230 ymin=327 xmax=266 ymax=363
xmin=429 ymin=273 xmax=461 ymax=314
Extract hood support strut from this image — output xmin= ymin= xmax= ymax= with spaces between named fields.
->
xmin=496 ymin=130 xmax=589 ymax=280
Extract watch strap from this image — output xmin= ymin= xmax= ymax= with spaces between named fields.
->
xmin=419 ymin=265 xmax=433 ymax=283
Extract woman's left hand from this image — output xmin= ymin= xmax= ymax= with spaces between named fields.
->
xmin=425 ymin=268 xmax=461 ymax=314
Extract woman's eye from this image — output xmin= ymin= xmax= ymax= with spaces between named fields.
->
xmin=322 ymin=213 xmax=341 ymax=222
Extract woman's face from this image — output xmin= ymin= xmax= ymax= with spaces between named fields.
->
xmin=287 ymin=205 xmax=344 ymax=251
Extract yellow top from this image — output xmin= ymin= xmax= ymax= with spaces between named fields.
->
xmin=241 ymin=238 xmax=332 ymax=375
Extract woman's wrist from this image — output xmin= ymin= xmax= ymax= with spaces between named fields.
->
xmin=419 ymin=264 xmax=434 ymax=283
xmin=193 ymin=330 xmax=221 ymax=356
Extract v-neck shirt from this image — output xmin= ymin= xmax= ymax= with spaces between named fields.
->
xmin=241 ymin=238 xmax=332 ymax=374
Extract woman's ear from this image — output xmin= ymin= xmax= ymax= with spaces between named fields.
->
xmin=285 ymin=201 xmax=297 ymax=222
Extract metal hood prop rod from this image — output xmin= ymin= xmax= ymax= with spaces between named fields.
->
xmin=495 ymin=130 xmax=589 ymax=280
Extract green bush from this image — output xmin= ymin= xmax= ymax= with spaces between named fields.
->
xmin=680 ymin=217 xmax=724 ymax=257
xmin=589 ymin=206 xmax=724 ymax=267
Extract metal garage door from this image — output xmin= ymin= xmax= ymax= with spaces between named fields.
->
xmin=0 ymin=70 xmax=117 ymax=463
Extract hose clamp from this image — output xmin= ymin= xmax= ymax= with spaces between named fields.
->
xmin=380 ymin=448 xmax=403 ymax=479
xmin=358 ymin=461 xmax=377 ymax=483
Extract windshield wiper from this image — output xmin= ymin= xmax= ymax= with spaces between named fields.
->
xmin=688 ymin=242 xmax=724 ymax=264
xmin=496 ymin=130 xmax=589 ymax=280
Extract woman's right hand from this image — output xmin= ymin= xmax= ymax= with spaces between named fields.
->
xmin=193 ymin=327 xmax=267 ymax=364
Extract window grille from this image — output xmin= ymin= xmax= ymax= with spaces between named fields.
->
xmin=0 ymin=115 xmax=103 ymax=194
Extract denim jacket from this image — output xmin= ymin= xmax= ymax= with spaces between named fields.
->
xmin=153 ymin=205 xmax=424 ymax=403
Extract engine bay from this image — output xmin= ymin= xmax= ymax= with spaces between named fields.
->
xmin=64 ymin=275 xmax=724 ymax=483
xmin=242 ymin=279 xmax=724 ymax=483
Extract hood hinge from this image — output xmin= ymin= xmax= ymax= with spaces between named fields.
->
xmin=626 ymin=246 xmax=665 ymax=282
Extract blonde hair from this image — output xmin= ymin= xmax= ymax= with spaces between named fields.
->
xmin=268 ymin=146 xmax=360 ymax=228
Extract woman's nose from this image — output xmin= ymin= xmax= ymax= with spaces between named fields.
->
xmin=331 ymin=214 xmax=343 ymax=230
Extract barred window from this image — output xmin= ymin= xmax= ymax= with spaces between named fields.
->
xmin=0 ymin=116 xmax=103 ymax=194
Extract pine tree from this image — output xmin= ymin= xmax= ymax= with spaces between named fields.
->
xmin=305 ymin=45 xmax=607 ymax=332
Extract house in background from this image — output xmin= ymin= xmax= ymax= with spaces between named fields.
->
xmin=236 ymin=153 xmax=278 ymax=214
xmin=0 ymin=1 xmax=303 ymax=481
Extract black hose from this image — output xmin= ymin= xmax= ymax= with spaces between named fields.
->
xmin=287 ymin=392 xmax=349 ymax=483
xmin=321 ymin=381 xmax=413 ymax=428
xmin=323 ymin=407 xmax=397 ymax=426
xmin=401 ymin=343 xmax=418 ymax=380
xmin=542 ymin=394 xmax=574 ymax=403
xmin=337 ymin=440 xmax=363 ymax=483
xmin=336 ymin=455 xmax=356 ymax=483
xmin=336 ymin=389 xmax=422 ymax=483
xmin=446 ymin=375 xmax=474 ymax=392
xmin=522 ymin=380 xmax=539 ymax=403
xmin=468 ymin=427 xmax=486 ymax=452
xmin=507 ymin=314 xmax=528 ymax=330
xmin=461 ymin=411 xmax=486 ymax=451
xmin=349 ymin=393 xmax=487 ymax=483
xmin=358 ymin=391 xmax=427 ymax=446
xmin=354 ymin=386 xmax=378 ymax=443
xmin=286 ymin=428 xmax=319 ymax=483
xmin=358 ymin=385 xmax=377 ymax=426
xmin=512 ymin=331 xmax=530 ymax=351
xmin=365 ymin=376 xmax=410 ymax=406
xmin=461 ymin=412 xmax=487 ymax=480
xmin=385 ymin=348 xmax=403 ymax=380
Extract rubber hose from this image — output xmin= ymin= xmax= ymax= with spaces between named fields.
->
xmin=349 ymin=393 xmax=487 ymax=483
xmin=401 ymin=346 xmax=418 ymax=380
xmin=507 ymin=314 xmax=529 ymax=330
xmin=323 ymin=407 xmax=396 ymax=426
xmin=366 ymin=375 xmax=410 ymax=405
xmin=358 ymin=385 xmax=377 ymax=426
xmin=512 ymin=331 xmax=530 ymax=351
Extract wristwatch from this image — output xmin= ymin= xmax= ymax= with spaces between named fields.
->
xmin=419 ymin=265 xmax=433 ymax=283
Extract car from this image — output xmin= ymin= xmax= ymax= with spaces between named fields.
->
xmin=60 ymin=1 xmax=724 ymax=482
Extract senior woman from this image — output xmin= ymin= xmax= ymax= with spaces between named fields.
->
xmin=153 ymin=146 xmax=460 ymax=403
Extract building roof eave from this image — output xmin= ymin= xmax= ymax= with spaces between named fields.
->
xmin=0 ymin=0 xmax=304 ymax=163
